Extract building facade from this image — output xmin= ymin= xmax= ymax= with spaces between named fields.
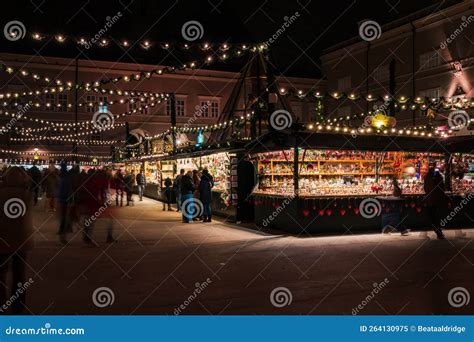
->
xmin=320 ymin=0 xmax=474 ymax=127
xmin=0 ymin=53 xmax=323 ymax=161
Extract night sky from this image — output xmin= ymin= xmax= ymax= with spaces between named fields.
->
xmin=1 ymin=0 xmax=462 ymax=77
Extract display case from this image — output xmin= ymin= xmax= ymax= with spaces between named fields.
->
xmin=253 ymin=149 xmax=451 ymax=197
xmin=247 ymin=131 xmax=474 ymax=233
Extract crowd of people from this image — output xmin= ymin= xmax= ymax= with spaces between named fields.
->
xmin=171 ymin=168 xmax=214 ymax=223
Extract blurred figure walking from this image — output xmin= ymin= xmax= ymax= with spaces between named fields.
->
xmin=0 ymin=167 xmax=34 ymax=314
xmin=43 ymin=163 xmax=59 ymax=212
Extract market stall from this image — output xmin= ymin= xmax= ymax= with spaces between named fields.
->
xmin=160 ymin=150 xmax=244 ymax=219
xmin=248 ymin=131 xmax=474 ymax=233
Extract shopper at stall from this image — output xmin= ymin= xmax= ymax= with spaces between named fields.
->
xmin=180 ymin=170 xmax=195 ymax=223
xmin=423 ymin=162 xmax=447 ymax=240
xmin=192 ymin=170 xmax=202 ymax=221
xmin=0 ymin=166 xmax=34 ymax=314
xmin=136 ymin=169 xmax=146 ymax=201
xmin=44 ymin=163 xmax=59 ymax=212
xmin=125 ymin=170 xmax=135 ymax=206
xmin=163 ymin=176 xmax=173 ymax=211
xmin=173 ymin=169 xmax=185 ymax=212
xmin=199 ymin=169 xmax=214 ymax=222
xmin=27 ymin=162 xmax=42 ymax=206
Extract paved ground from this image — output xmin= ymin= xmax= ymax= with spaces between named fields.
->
xmin=13 ymin=197 xmax=474 ymax=315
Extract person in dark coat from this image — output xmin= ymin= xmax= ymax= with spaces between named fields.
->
xmin=180 ymin=171 xmax=195 ymax=223
xmin=136 ymin=170 xmax=146 ymax=201
xmin=173 ymin=169 xmax=185 ymax=212
xmin=163 ymin=177 xmax=173 ymax=211
xmin=199 ymin=169 xmax=214 ymax=222
xmin=27 ymin=162 xmax=42 ymax=205
xmin=423 ymin=162 xmax=447 ymax=239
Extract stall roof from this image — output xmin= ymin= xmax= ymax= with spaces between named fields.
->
xmin=245 ymin=131 xmax=474 ymax=154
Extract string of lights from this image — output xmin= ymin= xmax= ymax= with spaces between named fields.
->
xmin=0 ymin=96 xmax=165 ymax=132
xmin=2 ymin=92 xmax=169 ymax=112
xmin=22 ymin=33 xmax=263 ymax=55
xmin=0 ymin=41 xmax=258 ymax=95
xmin=303 ymin=122 xmax=452 ymax=138
xmin=277 ymin=88 xmax=474 ymax=108
xmin=0 ymin=148 xmax=110 ymax=159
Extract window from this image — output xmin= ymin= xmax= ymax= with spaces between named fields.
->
xmin=44 ymin=93 xmax=55 ymax=111
xmin=419 ymin=87 xmax=441 ymax=99
xmin=372 ymin=65 xmax=389 ymax=82
xmin=337 ymin=76 xmax=351 ymax=92
xmin=210 ymin=101 xmax=219 ymax=118
xmin=57 ymin=94 xmax=68 ymax=112
xmin=86 ymin=95 xmax=96 ymax=113
xmin=176 ymin=99 xmax=186 ymax=116
xmin=166 ymin=97 xmax=187 ymax=116
xmin=419 ymin=52 xmax=441 ymax=70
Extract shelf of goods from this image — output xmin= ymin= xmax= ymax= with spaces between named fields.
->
xmin=251 ymin=149 xmax=474 ymax=233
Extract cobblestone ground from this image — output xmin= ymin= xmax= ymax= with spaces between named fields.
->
xmin=15 ymin=197 xmax=474 ymax=315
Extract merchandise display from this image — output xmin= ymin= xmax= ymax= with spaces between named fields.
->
xmin=175 ymin=152 xmax=235 ymax=205
xmin=253 ymin=149 xmax=473 ymax=197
